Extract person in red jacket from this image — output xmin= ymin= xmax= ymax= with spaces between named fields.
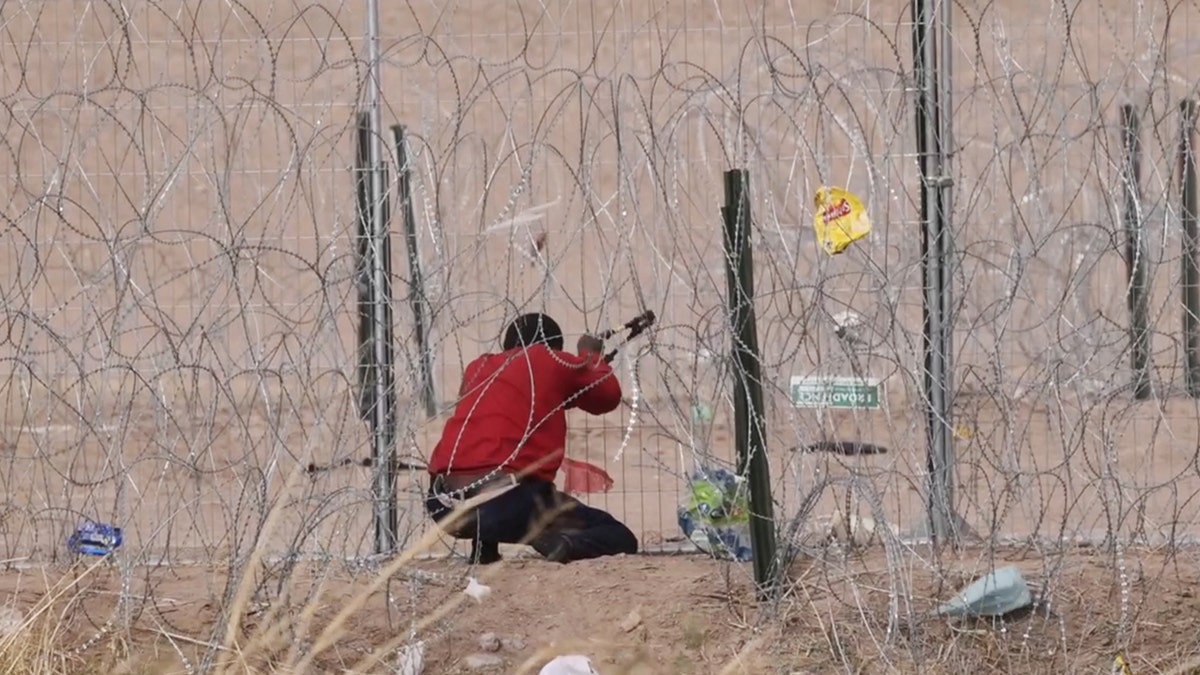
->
xmin=425 ymin=312 xmax=639 ymax=565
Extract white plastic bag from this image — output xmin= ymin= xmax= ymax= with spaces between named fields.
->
xmin=394 ymin=641 xmax=425 ymax=675
xmin=539 ymin=654 xmax=599 ymax=675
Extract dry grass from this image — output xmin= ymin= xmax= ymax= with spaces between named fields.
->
xmin=4 ymin=465 xmax=1200 ymax=674
xmin=0 ymin=465 xmax=668 ymax=674
xmin=1 ymin=564 xmax=95 ymax=674
xmin=2 ymin=546 xmax=1199 ymax=675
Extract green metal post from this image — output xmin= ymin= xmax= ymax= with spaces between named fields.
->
xmin=354 ymin=112 xmax=377 ymax=421
xmin=392 ymin=125 xmax=437 ymax=418
xmin=1181 ymin=99 xmax=1200 ymax=397
xmin=1120 ymin=104 xmax=1151 ymax=400
xmin=721 ymin=169 xmax=778 ymax=598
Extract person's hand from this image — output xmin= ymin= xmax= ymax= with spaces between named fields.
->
xmin=576 ymin=334 xmax=605 ymax=358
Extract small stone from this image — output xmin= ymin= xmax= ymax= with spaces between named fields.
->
xmin=464 ymin=653 xmax=504 ymax=669
xmin=478 ymin=632 xmax=501 ymax=652
xmin=0 ymin=607 xmax=23 ymax=638
xmin=619 ymin=606 xmax=643 ymax=632
xmin=502 ymin=635 xmax=527 ymax=651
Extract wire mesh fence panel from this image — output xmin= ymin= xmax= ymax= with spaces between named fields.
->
xmin=383 ymin=0 xmax=1200 ymax=553
xmin=7 ymin=1 xmax=1200 ymax=668
xmin=7 ymin=0 xmax=1200 ymax=566
xmin=940 ymin=2 xmax=1200 ymax=546
xmin=8 ymin=1 xmax=1200 ymax=673
xmin=0 ymin=2 xmax=390 ymax=567
xmin=383 ymin=2 xmax=929 ymax=556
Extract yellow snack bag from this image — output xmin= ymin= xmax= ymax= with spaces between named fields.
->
xmin=813 ymin=186 xmax=871 ymax=255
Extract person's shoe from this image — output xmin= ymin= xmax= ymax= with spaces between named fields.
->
xmin=530 ymin=532 xmax=571 ymax=563
xmin=470 ymin=540 xmax=502 ymax=565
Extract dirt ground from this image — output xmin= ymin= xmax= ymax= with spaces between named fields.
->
xmin=3 ymin=0 xmax=1200 ymax=560
xmin=4 ymin=544 xmax=1200 ymax=674
xmin=3 ymin=0 xmax=1200 ymax=561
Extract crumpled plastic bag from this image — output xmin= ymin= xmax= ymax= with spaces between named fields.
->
xmin=394 ymin=641 xmax=425 ymax=675
xmin=813 ymin=186 xmax=871 ymax=255
xmin=540 ymin=654 xmax=599 ymax=674
xmin=936 ymin=565 xmax=1034 ymax=618
xmin=676 ymin=465 xmax=753 ymax=562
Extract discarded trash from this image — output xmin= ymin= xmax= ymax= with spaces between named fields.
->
xmin=799 ymin=440 xmax=889 ymax=456
xmin=827 ymin=509 xmax=896 ymax=548
xmin=1113 ymin=653 xmax=1136 ymax=675
xmin=463 ymin=577 xmax=492 ymax=603
xmin=831 ymin=310 xmax=863 ymax=332
xmin=478 ymin=632 xmax=501 ymax=652
xmin=812 ymin=186 xmax=872 ymax=255
xmin=0 ymin=606 xmax=23 ymax=638
xmin=539 ymin=654 xmax=599 ymax=675
xmin=395 ymin=641 xmax=425 ymax=675
xmin=831 ymin=310 xmax=868 ymax=347
xmin=936 ymin=566 xmax=1033 ymax=618
xmin=67 ymin=522 xmax=122 ymax=556
xmin=676 ymin=465 xmax=753 ymax=562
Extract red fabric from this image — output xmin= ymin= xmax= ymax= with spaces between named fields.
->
xmin=562 ymin=458 xmax=615 ymax=494
xmin=428 ymin=344 xmax=623 ymax=483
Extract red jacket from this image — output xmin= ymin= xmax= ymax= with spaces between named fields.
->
xmin=427 ymin=344 xmax=623 ymax=483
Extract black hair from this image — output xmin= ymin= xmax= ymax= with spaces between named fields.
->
xmin=501 ymin=312 xmax=564 ymax=351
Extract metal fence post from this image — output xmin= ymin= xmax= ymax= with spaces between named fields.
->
xmin=364 ymin=0 xmax=398 ymax=554
xmin=1180 ymin=99 xmax=1200 ymax=397
xmin=1120 ymin=104 xmax=1152 ymax=400
xmin=721 ymin=169 xmax=778 ymax=598
xmin=912 ymin=0 xmax=958 ymax=546
xmin=392 ymin=124 xmax=437 ymax=419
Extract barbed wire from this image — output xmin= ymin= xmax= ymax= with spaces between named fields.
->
xmin=5 ymin=0 xmax=1200 ymax=671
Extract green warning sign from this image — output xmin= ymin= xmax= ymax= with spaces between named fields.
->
xmin=790 ymin=376 xmax=882 ymax=410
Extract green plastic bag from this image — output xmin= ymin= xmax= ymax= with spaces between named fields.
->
xmin=677 ymin=466 xmax=753 ymax=561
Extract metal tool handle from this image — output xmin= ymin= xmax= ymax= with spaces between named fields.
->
xmin=599 ymin=310 xmax=656 ymax=363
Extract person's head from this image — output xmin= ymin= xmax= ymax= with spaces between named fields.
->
xmin=501 ymin=312 xmax=564 ymax=351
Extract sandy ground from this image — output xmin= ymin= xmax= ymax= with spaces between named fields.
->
xmin=5 ymin=0 xmax=1200 ymax=670
xmin=5 ymin=545 xmax=1200 ymax=674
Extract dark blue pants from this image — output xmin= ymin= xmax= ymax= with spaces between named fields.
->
xmin=425 ymin=478 xmax=638 ymax=564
